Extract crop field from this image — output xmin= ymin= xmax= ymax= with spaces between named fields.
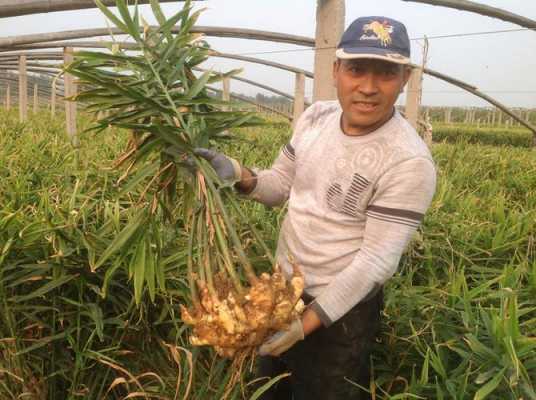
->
xmin=0 ymin=107 xmax=535 ymax=399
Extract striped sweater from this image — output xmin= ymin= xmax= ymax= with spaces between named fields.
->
xmin=249 ymin=101 xmax=437 ymax=326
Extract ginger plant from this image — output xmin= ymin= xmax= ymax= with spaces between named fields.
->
xmin=65 ymin=0 xmax=304 ymax=358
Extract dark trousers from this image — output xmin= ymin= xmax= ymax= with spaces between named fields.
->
xmin=251 ymin=289 xmax=383 ymax=400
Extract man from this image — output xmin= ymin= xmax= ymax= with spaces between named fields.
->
xmin=197 ymin=16 xmax=436 ymax=400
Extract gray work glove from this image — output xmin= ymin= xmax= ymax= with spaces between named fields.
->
xmin=258 ymin=318 xmax=304 ymax=357
xmin=194 ymin=148 xmax=242 ymax=184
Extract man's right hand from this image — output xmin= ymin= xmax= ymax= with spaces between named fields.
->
xmin=194 ymin=148 xmax=242 ymax=184
xmin=194 ymin=148 xmax=258 ymax=194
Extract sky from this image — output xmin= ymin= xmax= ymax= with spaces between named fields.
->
xmin=1 ymin=0 xmax=535 ymax=108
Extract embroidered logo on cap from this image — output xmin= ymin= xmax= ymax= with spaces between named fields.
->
xmin=360 ymin=21 xmax=394 ymax=47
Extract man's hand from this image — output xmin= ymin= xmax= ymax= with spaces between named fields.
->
xmin=194 ymin=148 xmax=257 ymax=193
xmin=258 ymin=318 xmax=304 ymax=357
xmin=194 ymin=148 xmax=242 ymax=184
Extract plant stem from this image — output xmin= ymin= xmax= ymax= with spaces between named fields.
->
xmin=206 ymin=187 xmax=244 ymax=295
xmin=186 ymin=213 xmax=200 ymax=309
xmin=197 ymin=161 xmax=258 ymax=285
xmin=201 ymin=210 xmax=217 ymax=300
xmin=195 ymin=211 xmax=206 ymax=285
xmin=227 ymin=194 xmax=276 ymax=266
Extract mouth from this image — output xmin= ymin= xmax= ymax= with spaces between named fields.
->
xmin=351 ymin=101 xmax=379 ymax=113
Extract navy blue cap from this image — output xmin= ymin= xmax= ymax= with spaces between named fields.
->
xmin=336 ymin=16 xmax=411 ymax=64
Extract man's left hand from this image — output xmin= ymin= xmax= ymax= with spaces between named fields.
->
xmin=258 ymin=318 xmax=304 ymax=357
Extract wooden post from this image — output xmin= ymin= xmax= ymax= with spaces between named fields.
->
xmin=292 ymin=72 xmax=306 ymax=128
xmin=63 ymin=47 xmax=79 ymax=147
xmin=491 ymin=109 xmax=496 ymax=126
xmin=444 ymin=107 xmax=452 ymax=124
xmin=5 ymin=84 xmax=10 ymax=110
xmin=222 ymin=76 xmax=230 ymax=111
xmin=33 ymin=83 xmax=38 ymax=113
xmin=423 ymin=109 xmax=433 ymax=148
xmin=19 ymin=55 xmax=28 ymax=122
xmin=497 ymin=111 xmax=503 ymax=126
xmin=405 ymin=67 xmax=423 ymax=130
xmin=313 ymin=0 xmax=345 ymax=101
xmin=51 ymin=80 xmax=56 ymax=116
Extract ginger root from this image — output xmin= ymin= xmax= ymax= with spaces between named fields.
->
xmin=180 ymin=262 xmax=304 ymax=358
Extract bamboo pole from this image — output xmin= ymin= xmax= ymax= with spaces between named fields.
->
xmin=5 ymin=83 xmax=10 ymax=110
xmin=221 ymin=76 xmax=230 ymax=111
xmin=405 ymin=68 xmax=423 ymax=130
xmin=0 ymin=26 xmax=315 ymax=50
xmin=422 ymin=65 xmax=536 ymax=141
xmin=18 ymin=55 xmax=27 ymax=122
xmin=212 ymin=51 xmax=313 ymax=77
xmin=313 ymin=0 xmax=345 ymax=101
xmin=222 ymin=76 xmax=230 ymax=102
xmin=33 ymin=83 xmax=38 ymax=113
xmin=406 ymin=38 xmax=428 ymax=132
xmin=51 ymin=80 xmax=56 ymax=116
xmin=63 ymin=47 xmax=78 ymax=148
xmin=401 ymin=0 xmax=536 ymax=29
xmin=292 ymin=72 xmax=305 ymax=128
xmin=0 ymin=0 xmax=182 ymax=18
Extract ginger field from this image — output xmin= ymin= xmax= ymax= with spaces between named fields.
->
xmin=1 ymin=109 xmax=535 ymax=399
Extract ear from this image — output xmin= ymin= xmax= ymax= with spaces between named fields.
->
xmin=399 ymin=66 xmax=413 ymax=93
xmin=332 ymin=59 xmax=340 ymax=87
xmin=402 ymin=66 xmax=413 ymax=86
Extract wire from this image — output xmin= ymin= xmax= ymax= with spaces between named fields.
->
xmin=230 ymin=28 xmax=530 ymax=57
xmin=419 ymin=90 xmax=536 ymax=94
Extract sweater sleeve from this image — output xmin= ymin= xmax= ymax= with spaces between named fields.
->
xmin=248 ymin=103 xmax=319 ymax=207
xmin=309 ymin=156 xmax=437 ymax=326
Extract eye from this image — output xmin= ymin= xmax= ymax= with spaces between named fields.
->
xmin=378 ymin=66 xmax=400 ymax=78
xmin=347 ymin=64 xmax=366 ymax=75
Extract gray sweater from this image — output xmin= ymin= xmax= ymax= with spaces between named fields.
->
xmin=249 ymin=101 xmax=437 ymax=326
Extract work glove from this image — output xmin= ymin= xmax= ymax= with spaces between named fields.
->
xmin=194 ymin=148 xmax=242 ymax=185
xmin=258 ymin=318 xmax=304 ymax=357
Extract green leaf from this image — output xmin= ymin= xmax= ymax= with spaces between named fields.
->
xmin=94 ymin=0 xmax=128 ymax=32
xmin=420 ymin=347 xmax=430 ymax=385
xmin=101 ymin=256 xmax=125 ymax=299
xmin=156 ymin=255 xmax=166 ymax=292
xmin=11 ymin=274 xmax=77 ymax=303
xmin=249 ymin=373 xmax=291 ymax=400
xmin=150 ymin=0 xmax=167 ymax=27
xmin=474 ymin=367 xmax=506 ymax=400
xmin=116 ymin=0 xmax=141 ymax=40
xmin=185 ymin=70 xmax=211 ymax=99
xmin=93 ymin=209 xmax=147 ymax=271
xmin=158 ymin=5 xmax=192 ymax=38
xmin=145 ymin=241 xmax=156 ymax=303
xmin=16 ymin=331 xmax=67 ymax=356
xmin=86 ymin=303 xmax=105 ymax=342
xmin=133 ymin=237 xmax=147 ymax=305
xmin=118 ymin=161 xmax=160 ymax=197
xmin=207 ymin=68 xmax=243 ymax=84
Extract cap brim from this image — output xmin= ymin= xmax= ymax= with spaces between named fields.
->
xmin=336 ymin=48 xmax=410 ymax=65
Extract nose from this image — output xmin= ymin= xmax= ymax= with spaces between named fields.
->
xmin=358 ymin=72 xmax=379 ymax=96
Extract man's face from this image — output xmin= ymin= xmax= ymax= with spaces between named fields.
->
xmin=333 ymin=58 xmax=412 ymax=135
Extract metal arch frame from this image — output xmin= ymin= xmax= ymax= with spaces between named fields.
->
xmin=401 ymin=0 xmax=536 ymax=29
xmin=0 ymin=39 xmax=534 ymax=133
xmin=0 ymin=23 xmax=533 ymax=135
xmin=0 ymin=51 xmax=306 ymax=107
xmin=0 ymin=26 xmax=314 ymax=49
xmin=0 ymin=0 xmax=194 ymax=18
